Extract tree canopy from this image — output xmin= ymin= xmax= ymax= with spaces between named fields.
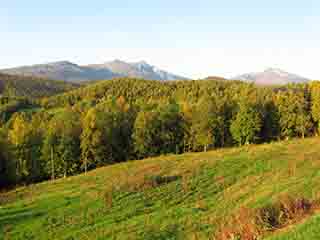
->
xmin=0 ymin=77 xmax=319 ymax=188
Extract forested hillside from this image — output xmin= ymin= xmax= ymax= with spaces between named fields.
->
xmin=0 ymin=73 xmax=80 ymax=140
xmin=0 ymin=73 xmax=79 ymax=98
xmin=1 ymin=77 xmax=320 ymax=188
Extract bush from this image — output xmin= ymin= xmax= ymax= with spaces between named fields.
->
xmin=257 ymin=195 xmax=312 ymax=230
xmin=140 ymin=224 xmax=184 ymax=240
xmin=216 ymin=195 xmax=314 ymax=240
xmin=215 ymin=208 xmax=260 ymax=240
xmin=147 ymin=175 xmax=181 ymax=187
xmin=256 ymin=204 xmax=282 ymax=229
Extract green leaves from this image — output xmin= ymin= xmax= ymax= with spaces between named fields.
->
xmin=81 ymin=97 xmax=135 ymax=171
xmin=275 ymin=89 xmax=312 ymax=139
xmin=133 ymin=102 xmax=184 ymax=158
xmin=310 ymin=81 xmax=320 ymax=133
xmin=42 ymin=108 xmax=81 ymax=179
xmin=230 ymin=102 xmax=262 ymax=146
xmin=1 ymin=78 xmax=320 ymax=188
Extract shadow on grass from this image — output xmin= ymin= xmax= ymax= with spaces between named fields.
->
xmin=140 ymin=224 xmax=184 ymax=240
xmin=0 ymin=206 xmax=44 ymax=229
xmin=148 ymin=175 xmax=182 ymax=187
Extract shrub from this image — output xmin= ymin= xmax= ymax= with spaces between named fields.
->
xmin=257 ymin=195 xmax=312 ymax=230
xmin=140 ymin=224 xmax=184 ymax=240
xmin=147 ymin=175 xmax=181 ymax=187
xmin=215 ymin=208 xmax=260 ymax=240
xmin=256 ymin=204 xmax=282 ymax=230
xmin=121 ymin=174 xmax=181 ymax=192
xmin=216 ymin=195 xmax=314 ymax=240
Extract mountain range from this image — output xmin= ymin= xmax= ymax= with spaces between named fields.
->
xmin=0 ymin=61 xmax=311 ymax=85
xmin=0 ymin=60 xmax=187 ymax=82
xmin=232 ymin=68 xmax=310 ymax=85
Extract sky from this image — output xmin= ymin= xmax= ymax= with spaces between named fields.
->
xmin=1 ymin=0 xmax=319 ymax=79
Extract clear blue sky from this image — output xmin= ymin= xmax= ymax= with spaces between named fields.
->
xmin=1 ymin=0 xmax=319 ymax=79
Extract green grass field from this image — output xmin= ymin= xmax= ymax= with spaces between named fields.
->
xmin=1 ymin=137 xmax=320 ymax=239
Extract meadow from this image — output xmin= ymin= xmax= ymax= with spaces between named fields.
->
xmin=1 ymin=137 xmax=320 ymax=239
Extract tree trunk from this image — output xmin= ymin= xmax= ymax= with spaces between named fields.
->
xmin=51 ymin=147 xmax=55 ymax=181
xmin=221 ymin=131 xmax=225 ymax=147
xmin=84 ymin=158 xmax=87 ymax=174
xmin=64 ymin=164 xmax=67 ymax=178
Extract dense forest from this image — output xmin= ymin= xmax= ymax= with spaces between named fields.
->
xmin=1 ymin=77 xmax=320 ymax=188
xmin=0 ymin=73 xmax=79 ymax=98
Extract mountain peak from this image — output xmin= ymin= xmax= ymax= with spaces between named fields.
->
xmin=134 ymin=60 xmax=150 ymax=66
xmin=132 ymin=61 xmax=154 ymax=72
xmin=1 ymin=60 xmax=187 ymax=82
xmin=265 ymin=67 xmax=283 ymax=72
xmin=264 ymin=67 xmax=289 ymax=74
xmin=232 ymin=68 xmax=309 ymax=85
xmin=101 ymin=60 xmax=186 ymax=80
xmin=108 ymin=59 xmax=127 ymax=64
xmin=47 ymin=61 xmax=75 ymax=66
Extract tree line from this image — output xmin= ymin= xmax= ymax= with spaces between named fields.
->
xmin=1 ymin=78 xmax=320 ymax=188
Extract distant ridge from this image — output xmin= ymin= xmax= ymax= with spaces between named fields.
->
xmin=87 ymin=60 xmax=188 ymax=81
xmin=0 ymin=60 xmax=188 ymax=82
xmin=232 ymin=68 xmax=310 ymax=85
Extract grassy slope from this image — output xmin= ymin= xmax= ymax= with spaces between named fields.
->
xmin=1 ymin=138 xmax=320 ymax=239
xmin=266 ymin=214 xmax=320 ymax=240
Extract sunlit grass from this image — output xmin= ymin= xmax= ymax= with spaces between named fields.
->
xmin=1 ymin=137 xmax=320 ymax=239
